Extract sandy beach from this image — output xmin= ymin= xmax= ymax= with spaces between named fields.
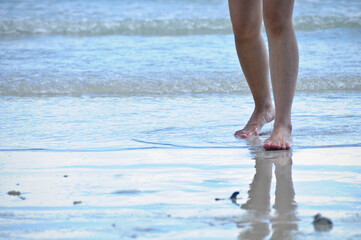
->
xmin=1 ymin=146 xmax=360 ymax=239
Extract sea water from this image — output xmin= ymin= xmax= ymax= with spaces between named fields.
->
xmin=0 ymin=0 xmax=360 ymax=150
xmin=1 ymin=1 xmax=361 ymax=239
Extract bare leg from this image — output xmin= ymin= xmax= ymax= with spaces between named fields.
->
xmin=229 ymin=0 xmax=275 ymax=138
xmin=263 ymin=0 xmax=298 ymax=150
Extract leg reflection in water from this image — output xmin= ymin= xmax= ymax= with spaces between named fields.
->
xmin=271 ymin=151 xmax=298 ymax=240
xmin=238 ymin=148 xmax=297 ymax=240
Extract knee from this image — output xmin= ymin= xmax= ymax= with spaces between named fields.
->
xmin=263 ymin=7 xmax=293 ymax=37
xmin=231 ymin=15 xmax=261 ymax=41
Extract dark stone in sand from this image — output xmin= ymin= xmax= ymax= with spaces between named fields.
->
xmin=63 ymin=175 xmax=68 ymax=178
xmin=215 ymin=191 xmax=240 ymax=202
xmin=7 ymin=190 xmax=21 ymax=196
xmin=313 ymin=213 xmax=333 ymax=231
xmin=73 ymin=201 xmax=82 ymax=205
xmin=230 ymin=191 xmax=239 ymax=199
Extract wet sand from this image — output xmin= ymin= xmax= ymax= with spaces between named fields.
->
xmin=0 ymin=145 xmax=360 ymax=240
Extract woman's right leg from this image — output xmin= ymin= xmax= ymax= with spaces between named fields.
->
xmin=229 ymin=0 xmax=275 ymax=138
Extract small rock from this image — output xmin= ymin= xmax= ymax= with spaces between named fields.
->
xmin=63 ymin=175 xmax=68 ymax=178
xmin=230 ymin=191 xmax=239 ymax=199
xmin=7 ymin=191 xmax=21 ymax=196
xmin=112 ymin=223 xmax=116 ymax=227
xmin=215 ymin=191 xmax=240 ymax=202
xmin=313 ymin=213 xmax=333 ymax=231
xmin=73 ymin=201 xmax=82 ymax=205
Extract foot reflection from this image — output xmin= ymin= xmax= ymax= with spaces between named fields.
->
xmin=238 ymin=143 xmax=297 ymax=240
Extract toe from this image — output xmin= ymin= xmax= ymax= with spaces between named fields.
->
xmin=240 ymin=132 xmax=250 ymax=138
xmin=235 ymin=130 xmax=258 ymax=139
xmin=235 ymin=132 xmax=249 ymax=138
xmin=234 ymin=130 xmax=243 ymax=137
xmin=243 ymin=131 xmax=257 ymax=138
xmin=263 ymin=143 xmax=271 ymax=150
xmin=263 ymin=140 xmax=272 ymax=149
xmin=272 ymin=142 xmax=281 ymax=150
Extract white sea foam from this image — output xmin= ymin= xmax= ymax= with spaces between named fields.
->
xmin=1 ymin=16 xmax=360 ymax=37
xmin=1 ymin=76 xmax=359 ymax=97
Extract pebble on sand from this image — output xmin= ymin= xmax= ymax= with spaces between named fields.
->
xmin=230 ymin=191 xmax=239 ymax=199
xmin=7 ymin=190 xmax=21 ymax=196
xmin=214 ymin=191 xmax=240 ymax=202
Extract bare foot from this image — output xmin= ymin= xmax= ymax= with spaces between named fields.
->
xmin=263 ymin=125 xmax=293 ymax=150
xmin=234 ymin=106 xmax=275 ymax=138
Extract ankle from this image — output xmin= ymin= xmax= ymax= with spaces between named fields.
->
xmin=274 ymin=121 xmax=292 ymax=132
xmin=254 ymin=100 xmax=274 ymax=113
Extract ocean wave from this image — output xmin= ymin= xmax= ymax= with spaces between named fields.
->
xmin=1 ymin=76 xmax=359 ymax=97
xmin=0 ymin=18 xmax=232 ymax=36
xmin=0 ymin=16 xmax=360 ymax=37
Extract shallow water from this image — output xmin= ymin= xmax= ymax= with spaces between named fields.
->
xmin=1 ymin=92 xmax=361 ymax=152
xmin=1 ymin=147 xmax=360 ymax=240
xmin=1 ymin=91 xmax=360 ymax=239
xmin=1 ymin=0 xmax=361 ymax=239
